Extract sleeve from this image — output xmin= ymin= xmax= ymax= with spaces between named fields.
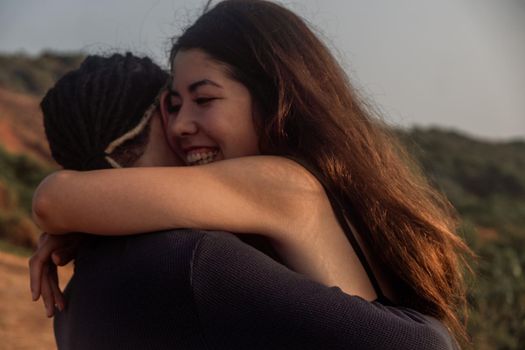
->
xmin=191 ymin=232 xmax=457 ymax=350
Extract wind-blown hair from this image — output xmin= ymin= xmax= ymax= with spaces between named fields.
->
xmin=171 ymin=0 xmax=473 ymax=344
xmin=41 ymin=53 xmax=168 ymax=170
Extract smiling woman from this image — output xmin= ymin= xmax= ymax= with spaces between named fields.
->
xmin=163 ymin=49 xmax=261 ymax=165
xmin=30 ymin=0 xmax=471 ymax=348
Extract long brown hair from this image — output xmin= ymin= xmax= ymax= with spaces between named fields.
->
xmin=171 ymin=0 xmax=473 ymax=343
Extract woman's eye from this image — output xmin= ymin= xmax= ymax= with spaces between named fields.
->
xmin=194 ymin=97 xmax=215 ymax=105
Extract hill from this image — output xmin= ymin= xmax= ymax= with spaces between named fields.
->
xmin=0 ymin=51 xmax=84 ymax=97
xmin=400 ymin=128 xmax=525 ymax=240
xmin=0 ymin=86 xmax=55 ymax=165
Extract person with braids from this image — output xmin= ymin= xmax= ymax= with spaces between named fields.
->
xmin=30 ymin=1 xmax=472 ymax=348
xmin=41 ymin=53 xmax=178 ymax=171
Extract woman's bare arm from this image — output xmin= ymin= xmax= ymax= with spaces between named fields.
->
xmin=32 ymin=155 xmax=378 ymax=299
xmin=33 ymin=156 xmax=321 ymax=240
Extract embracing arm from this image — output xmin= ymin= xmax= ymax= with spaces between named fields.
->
xmin=32 ymin=156 xmax=323 ymax=241
xmin=32 ymin=155 xmax=376 ymax=297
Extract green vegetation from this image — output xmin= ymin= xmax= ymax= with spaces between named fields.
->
xmin=401 ymin=128 xmax=525 ymax=239
xmin=0 ymin=145 xmax=53 ymax=249
xmin=0 ymin=51 xmax=84 ymax=96
xmin=400 ymin=128 xmax=525 ymax=349
xmin=0 ymin=145 xmax=53 ymax=214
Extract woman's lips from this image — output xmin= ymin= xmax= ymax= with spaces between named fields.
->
xmin=184 ymin=147 xmax=220 ymax=165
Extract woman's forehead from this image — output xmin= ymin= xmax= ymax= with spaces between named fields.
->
xmin=169 ymin=50 xmax=234 ymax=91
xmin=172 ymin=50 xmax=221 ymax=75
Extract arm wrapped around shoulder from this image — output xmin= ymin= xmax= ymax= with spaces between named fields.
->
xmin=32 ymin=170 xmax=79 ymax=234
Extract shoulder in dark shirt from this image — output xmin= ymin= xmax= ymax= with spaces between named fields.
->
xmin=55 ymin=230 xmax=457 ymax=350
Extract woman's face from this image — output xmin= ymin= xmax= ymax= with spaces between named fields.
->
xmin=161 ymin=49 xmax=260 ymax=166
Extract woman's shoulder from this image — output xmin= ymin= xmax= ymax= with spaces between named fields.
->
xmin=198 ymin=156 xmax=329 ymax=233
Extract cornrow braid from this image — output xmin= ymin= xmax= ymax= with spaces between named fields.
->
xmin=41 ymin=53 xmax=169 ymax=170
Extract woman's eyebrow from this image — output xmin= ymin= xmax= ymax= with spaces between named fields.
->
xmin=168 ymin=79 xmax=223 ymax=97
xmin=188 ymin=79 xmax=223 ymax=93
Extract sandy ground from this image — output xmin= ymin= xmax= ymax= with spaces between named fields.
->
xmin=0 ymin=251 xmax=73 ymax=350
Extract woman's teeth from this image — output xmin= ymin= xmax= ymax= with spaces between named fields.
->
xmin=186 ymin=150 xmax=219 ymax=165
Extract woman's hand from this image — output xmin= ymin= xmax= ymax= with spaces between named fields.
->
xmin=29 ymin=232 xmax=83 ymax=317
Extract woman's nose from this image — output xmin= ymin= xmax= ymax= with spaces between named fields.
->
xmin=171 ymin=105 xmax=198 ymax=137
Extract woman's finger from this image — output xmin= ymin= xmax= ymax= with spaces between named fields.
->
xmin=29 ymin=232 xmax=74 ymax=300
xmin=29 ymin=233 xmax=51 ymax=300
xmin=40 ymin=264 xmax=55 ymax=317
xmin=51 ymin=246 xmax=77 ymax=266
xmin=29 ymin=252 xmax=44 ymax=301
xmin=48 ymin=264 xmax=65 ymax=312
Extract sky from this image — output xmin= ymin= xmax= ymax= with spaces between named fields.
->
xmin=1 ymin=0 xmax=524 ymax=140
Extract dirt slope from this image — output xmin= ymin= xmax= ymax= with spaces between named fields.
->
xmin=0 ymin=251 xmax=72 ymax=350
xmin=0 ymin=87 xmax=54 ymax=166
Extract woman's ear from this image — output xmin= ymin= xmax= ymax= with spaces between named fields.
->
xmin=159 ymin=89 xmax=170 ymax=130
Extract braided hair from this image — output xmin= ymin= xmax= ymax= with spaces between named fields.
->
xmin=41 ymin=53 xmax=169 ymax=170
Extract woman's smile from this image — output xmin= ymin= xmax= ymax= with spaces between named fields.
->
xmin=161 ymin=49 xmax=261 ymax=165
xmin=184 ymin=147 xmax=220 ymax=165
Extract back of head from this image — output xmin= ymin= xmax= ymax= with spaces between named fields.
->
xmin=41 ymin=53 xmax=168 ymax=170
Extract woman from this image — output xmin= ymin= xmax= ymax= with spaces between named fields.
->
xmin=32 ymin=0 xmax=472 ymax=347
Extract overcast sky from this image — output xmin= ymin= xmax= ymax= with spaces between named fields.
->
xmin=1 ymin=0 xmax=524 ymax=140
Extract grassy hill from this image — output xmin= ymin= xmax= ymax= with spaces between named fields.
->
xmin=399 ymin=128 xmax=525 ymax=349
xmin=0 ymin=51 xmax=84 ymax=97
xmin=400 ymin=128 xmax=525 ymax=240
xmin=0 ymin=145 xmax=53 ymax=247
xmin=0 ymin=52 xmax=523 ymax=349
